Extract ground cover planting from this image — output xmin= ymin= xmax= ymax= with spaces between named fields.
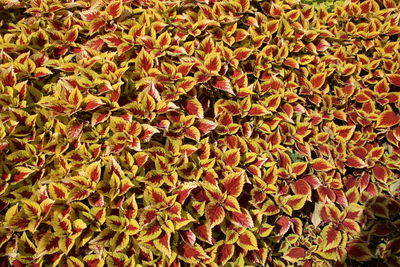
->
xmin=0 ymin=0 xmax=399 ymax=266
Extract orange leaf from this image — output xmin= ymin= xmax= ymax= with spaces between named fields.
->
xmin=311 ymin=158 xmax=335 ymax=171
xmin=291 ymin=162 xmax=308 ymax=176
xmin=203 ymin=53 xmax=221 ymax=75
xmin=283 ymin=247 xmax=305 ymax=262
xmin=321 ymin=223 xmax=342 ymax=250
xmin=106 ymin=0 xmax=123 ymax=18
xmin=386 ymin=73 xmax=400 ymax=87
xmin=376 ymin=110 xmax=400 ymax=128
xmin=237 ymin=230 xmax=258 ymax=250
xmin=211 ymin=77 xmax=234 ymax=95
xmin=347 ymin=243 xmax=372 ymax=261
xmin=184 ymin=98 xmax=204 ymax=119
xmin=206 ymin=203 xmax=225 ymax=228
xmin=222 ymin=172 xmax=244 ymax=197
xmin=346 ymin=156 xmax=367 ymax=169
xmin=223 ymin=149 xmax=240 ymax=167
xmin=310 ymin=73 xmax=326 ymax=89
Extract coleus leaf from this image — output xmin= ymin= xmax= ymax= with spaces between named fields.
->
xmin=386 ymin=73 xmax=400 ymax=87
xmin=83 ymin=255 xmax=105 ymax=267
xmin=346 ymin=156 xmax=367 ymax=169
xmin=376 ymin=110 xmax=400 ymax=128
xmin=310 ymin=158 xmax=335 ymax=171
xmin=205 ymin=203 xmax=225 ymax=228
xmin=211 ymin=76 xmax=235 ymax=95
xmin=106 ymin=0 xmax=123 ymax=18
xmin=85 ymin=161 xmax=101 ymax=182
xmin=229 ymin=208 xmax=254 ymax=228
xmin=234 ymin=47 xmax=253 ymax=61
xmin=135 ymin=48 xmax=154 ymax=73
xmin=203 ymin=53 xmax=221 ymax=75
xmin=217 ymin=244 xmax=235 ymax=265
xmin=179 ymin=243 xmax=209 ymax=264
xmin=346 ymin=243 xmax=373 ymax=261
xmin=223 ymin=149 xmax=241 ymax=167
xmin=154 ymin=231 xmax=172 ymax=258
xmin=320 ymin=223 xmax=342 ymax=250
xmin=221 ymin=172 xmax=244 ymax=197
xmin=48 ymin=183 xmax=69 ymax=200
xmin=310 ymin=73 xmax=326 ymax=90
xmin=283 ymin=247 xmax=306 ymax=262
xmin=237 ymin=230 xmax=258 ymax=250
xmin=184 ymin=98 xmax=204 ymax=119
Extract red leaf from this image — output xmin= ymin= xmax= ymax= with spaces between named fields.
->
xmin=234 ymin=47 xmax=252 ymax=61
xmin=283 ymin=58 xmax=299 ymax=69
xmin=206 ymin=204 xmax=225 ymax=228
xmin=222 ymin=172 xmax=244 ymax=197
xmin=311 ymin=158 xmax=335 ymax=171
xmin=197 ymin=119 xmax=217 ymax=134
xmin=310 ymin=73 xmax=326 ymax=89
xmin=375 ymin=79 xmax=390 ymax=94
xmin=335 ymin=125 xmax=356 ymax=141
xmin=346 ymin=156 xmax=367 ymax=169
xmin=184 ymin=98 xmax=204 ymax=118
xmin=387 ymin=73 xmax=400 ymax=87
xmin=181 ymin=244 xmax=203 ymax=259
xmin=223 ymin=149 xmax=240 ymax=168
xmin=340 ymin=219 xmax=360 ymax=234
xmin=373 ymin=164 xmax=388 ymax=183
xmin=291 ymin=162 xmax=308 ymax=176
xmin=2 ymin=68 xmax=16 ymax=87
xmin=238 ymin=231 xmax=258 ymax=250
xmin=291 ymin=180 xmax=311 ymax=196
xmin=248 ymin=104 xmax=269 ymax=116
xmin=347 ymin=243 xmax=372 ymax=261
xmin=103 ymin=35 xmax=124 ymax=47
xmin=283 ymin=247 xmax=305 ymax=262
xmin=184 ymin=126 xmax=200 ymax=142
xmin=12 ymin=169 xmax=32 ymax=183
xmin=203 ymin=53 xmax=221 ymax=75
xmin=194 ymin=224 xmax=212 ymax=244
xmin=211 ymin=77 xmax=235 ymax=95
xmin=81 ymin=9 xmax=101 ymax=21
xmin=66 ymin=27 xmax=78 ymax=42
xmin=230 ymin=209 xmax=254 ymax=228
xmin=139 ymin=124 xmax=159 ymax=142
xmin=177 ymin=63 xmax=194 ymax=76
xmin=275 ymin=216 xmax=291 ymax=235
xmin=322 ymin=224 xmax=342 ymax=250
xmin=376 ymin=110 xmax=400 ymax=128
xmin=106 ymin=0 xmax=123 ymax=18
xmin=218 ymin=244 xmax=235 ymax=265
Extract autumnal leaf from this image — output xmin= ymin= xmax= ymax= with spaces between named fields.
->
xmin=184 ymin=98 xmax=204 ymax=119
xmin=237 ymin=230 xmax=258 ymax=250
xmin=346 ymin=156 xmax=367 ymax=169
xmin=206 ymin=203 xmax=225 ymax=228
xmin=283 ymin=247 xmax=305 ymax=262
xmin=310 ymin=158 xmax=335 ymax=171
xmin=222 ymin=172 xmax=244 ymax=197
xmin=106 ymin=0 xmax=123 ymax=18
xmin=386 ymin=73 xmax=400 ymax=87
xmin=211 ymin=76 xmax=235 ymax=95
xmin=310 ymin=73 xmax=326 ymax=89
xmin=376 ymin=110 xmax=400 ymax=128
xmin=347 ymin=243 xmax=373 ymax=261
xmin=321 ymin=223 xmax=342 ymax=250
xmin=203 ymin=53 xmax=221 ymax=75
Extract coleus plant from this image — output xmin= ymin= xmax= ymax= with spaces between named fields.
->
xmin=0 ymin=0 xmax=400 ymax=266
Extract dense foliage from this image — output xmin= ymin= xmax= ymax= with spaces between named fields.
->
xmin=301 ymin=0 xmax=345 ymax=11
xmin=0 ymin=0 xmax=400 ymax=266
